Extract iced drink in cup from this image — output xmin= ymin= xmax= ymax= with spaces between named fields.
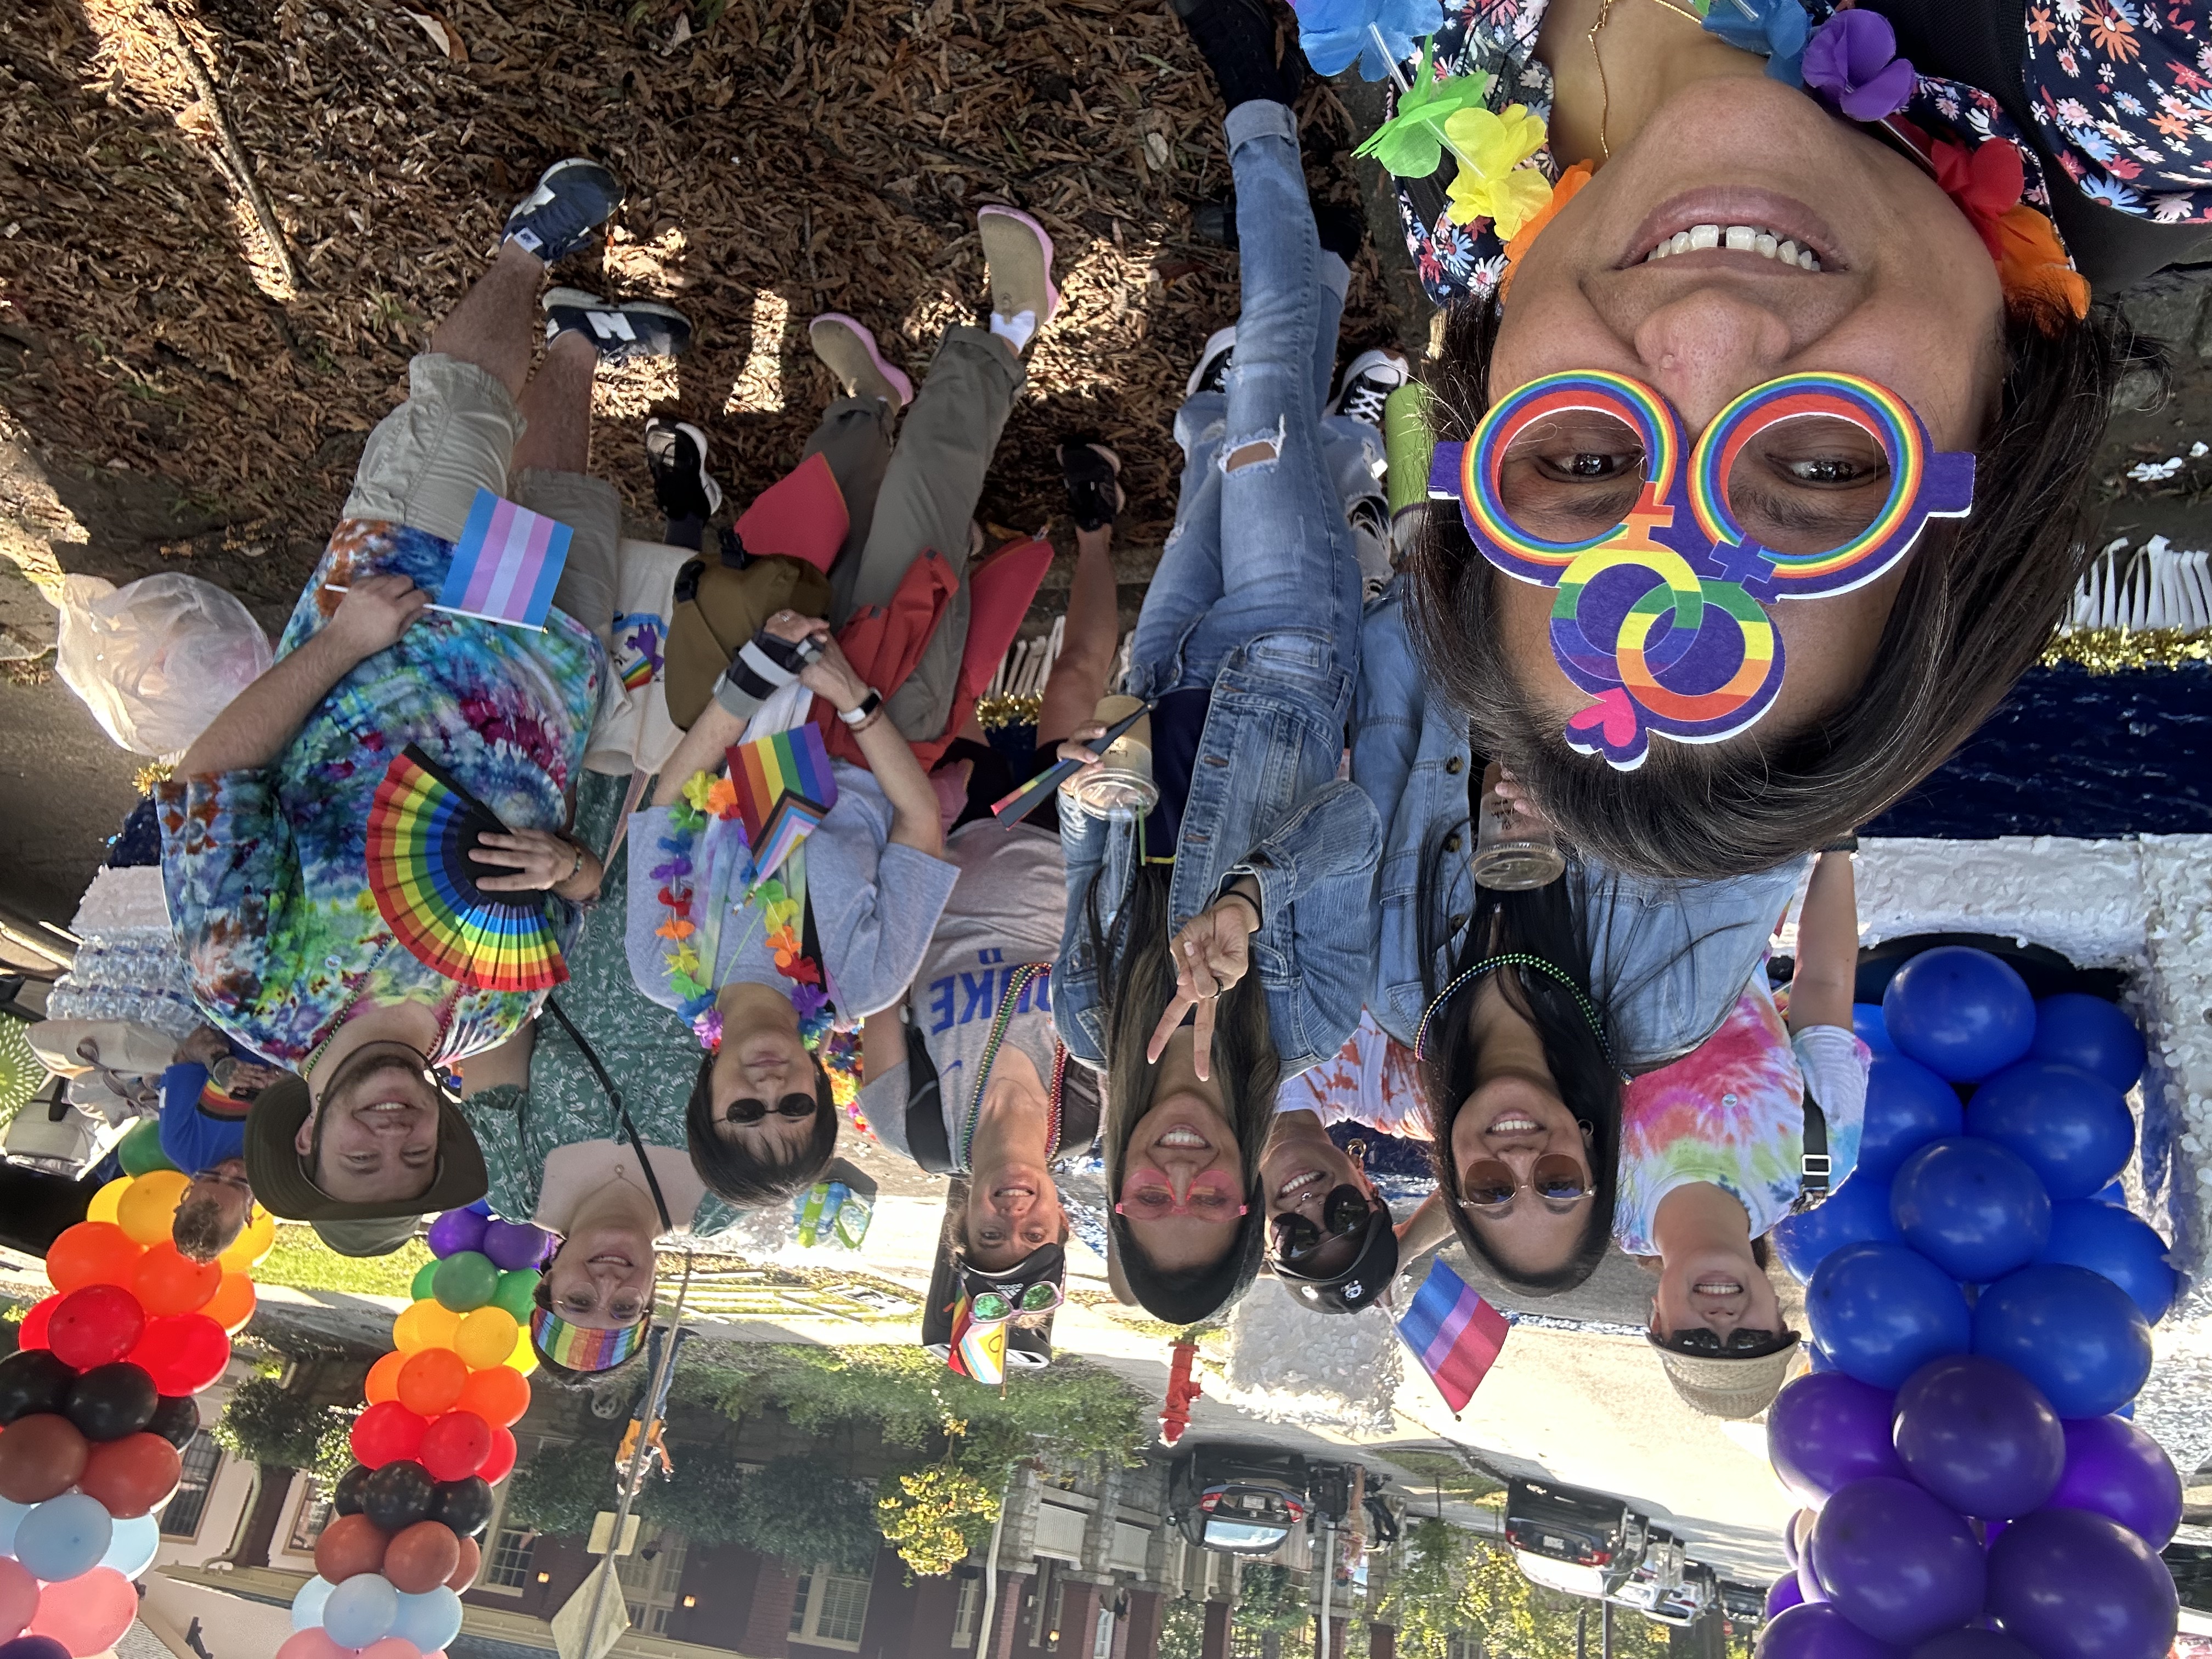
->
xmin=1068 ymin=694 xmax=1160 ymax=819
xmin=1472 ymin=760 xmax=1565 ymax=890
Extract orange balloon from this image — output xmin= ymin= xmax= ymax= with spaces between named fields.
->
xmin=396 ymin=1348 xmax=468 ymax=1418
xmin=364 ymin=1351 xmax=408 ymax=1406
xmin=46 ymin=1224 xmax=144 ymax=1295
xmin=203 ymin=1269 xmax=256 ymax=1334
xmin=455 ymin=1363 xmax=530 ymax=1429
xmin=131 ymin=1242 xmax=221 ymax=1318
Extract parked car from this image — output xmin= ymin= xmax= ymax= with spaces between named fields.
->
xmin=1504 ymin=1477 xmax=1651 ymax=1600
xmin=1607 ymin=1528 xmax=1685 ymax=1614
xmin=1169 ymin=1444 xmax=1313 ymax=1556
xmin=1716 ymin=1578 xmax=1770 ymax=1630
xmin=1639 ymin=1563 xmax=1717 ymax=1628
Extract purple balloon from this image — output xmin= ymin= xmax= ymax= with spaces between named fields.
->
xmin=1985 ymin=1507 xmax=2179 ymax=1659
xmin=1800 ymin=1547 xmax=1832 ymax=1607
xmin=0 ymin=1640 xmax=72 ymax=1659
xmin=2045 ymin=1415 xmax=2183 ymax=1551
xmin=1912 ymin=1632 xmax=2036 ymax=1659
xmin=481 ymin=1220 xmax=549 ymax=1271
xmin=1811 ymin=1477 xmax=1986 ymax=1646
xmin=1892 ymin=1355 xmax=2064 ymax=1520
xmin=1771 ymin=1576 xmax=1809 ymax=1617
xmin=426 ymin=1207 xmax=489 ymax=1259
xmin=1770 ymin=1374 xmax=1907 ymax=1504
xmin=1758 ymin=1602 xmax=1904 ymax=1659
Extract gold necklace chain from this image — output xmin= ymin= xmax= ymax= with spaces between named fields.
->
xmin=1586 ymin=0 xmax=1707 ymax=160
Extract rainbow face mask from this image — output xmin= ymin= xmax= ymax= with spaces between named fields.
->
xmin=1429 ymin=371 xmax=1974 ymax=769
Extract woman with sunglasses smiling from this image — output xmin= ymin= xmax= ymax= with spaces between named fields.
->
xmin=1365 ymin=0 xmax=2186 ymax=881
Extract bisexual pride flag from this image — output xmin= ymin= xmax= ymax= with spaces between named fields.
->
xmin=1396 ymin=1259 xmax=1510 ymax=1414
xmin=436 ymin=489 xmax=574 ymax=630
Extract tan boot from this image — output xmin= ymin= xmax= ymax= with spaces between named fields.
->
xmin=808 ymin=313 xmax=913 ymax=409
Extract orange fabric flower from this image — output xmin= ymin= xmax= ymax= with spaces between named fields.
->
xmin=1995 ymin=202 xmax=2091 ymax=325
xmin=1498 ymin=160 xmax=1595 ymax=303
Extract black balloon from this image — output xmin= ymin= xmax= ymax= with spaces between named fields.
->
xmin=428 ymin=1475 xmax=494 ymax=1538
xmin=63 ymin=1362 xmax=157 ymax=1443
xmin=362 ymin=1459 xmax=436 ymax=1533
xmin=333 ymin=1463 xmax=372 ymax=1517
xmin=146 ymin=1394 xmax=200 ymax=1450
xmin=0 ymin=1351 xmax=76 ymax=1425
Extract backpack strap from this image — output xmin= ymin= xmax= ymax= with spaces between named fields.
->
xmin=1798 ymin=1096 xmax=1832 ymax=1203
xmin=901 ymin=1004 xmax=955 ymax=1174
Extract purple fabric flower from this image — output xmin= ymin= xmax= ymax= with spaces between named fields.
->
xmin=1803 ymin=10 xmax=1916 ymax=122
xmin=791 ymin=983 xmax=831 ymax=1020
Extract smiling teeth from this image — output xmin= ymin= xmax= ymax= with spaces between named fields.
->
xmin=1159 ymin=1127 xmax=1209 ymax=1149
xmin=1279 ymin=1170 xmax=1327 ymax=1199
xmin=1647 ymin=223 xmax=1821 ymax=270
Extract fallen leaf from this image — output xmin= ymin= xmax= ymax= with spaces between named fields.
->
xmin=401 ymin=9 xmax=466 ymax=59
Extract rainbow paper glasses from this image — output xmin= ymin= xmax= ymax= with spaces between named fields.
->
xmin=1429 ymin=371 xmax=1974 ymax=769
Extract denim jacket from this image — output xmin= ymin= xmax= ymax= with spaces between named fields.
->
xmin=1054 ymin=634 xmax=1383 ymax=1081
xmin=1353 ymin=582 xmax=1809 ymax=1071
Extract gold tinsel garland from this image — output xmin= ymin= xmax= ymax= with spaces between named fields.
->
xmin=2039 ymin=628 xmax=2212 ymax=673
xmin=973 ymin=692 xmax=1044 ymax=730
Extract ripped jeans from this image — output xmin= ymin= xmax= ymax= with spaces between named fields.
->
xmin=1126 ymin=100 xmax=1370 ymax=701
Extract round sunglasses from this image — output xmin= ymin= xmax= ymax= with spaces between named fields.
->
xmin=971 ymin=1281 xmax=1064 ymax=1322
xmin=724 ymin=1093 xmax=816 ymax=1125
xmin=1458 ymin=1153 xmax=1590 ymax=1211
xmin=1267 ymin=1184 xmax=1373 ymax=1267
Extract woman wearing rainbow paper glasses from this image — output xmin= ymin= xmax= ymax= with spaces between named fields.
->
xmin=1350 ymin=0 xmax=2192 ymax=878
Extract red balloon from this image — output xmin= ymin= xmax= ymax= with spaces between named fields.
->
xmin=313 ymin=1511 xmax=391 ymax=1583
xmin=275 ymin=1633 xmax=348 ymax=1659
xmin=16 ymin=1297 xmax=58 ymax=1353
xmin=383 ymin=1519 xmax=461 ymax=1594
xmin=80 ymin=1431 xmax=182 ymax=1519
xmin=418 ymin=1410 xmax=491 ymax=1482
xmin=44 ymin=1224 xmax=142 ymax=1296
xmin=28 ymin=1565 xmax=134 ymax=1657
xmin=127 ymin=1313 xmax=229 ymax=1395
xmin=47 ymin=1285 xmax=145 ymax=1370
xmin=0 ymin=1414 xmax=89 ymax=1504
xmin=477 ymin=1424 xmax=517 ymax=1486
xmin=351 ymin=1401 xmax=428 ymax=1469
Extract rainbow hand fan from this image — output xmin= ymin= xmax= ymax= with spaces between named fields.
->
xmin=366 ymin=746 xmax=569 ymax=993
xmin=727 ymin=724 xmax=839 ymax=885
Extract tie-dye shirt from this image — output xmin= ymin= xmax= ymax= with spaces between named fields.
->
xmin=1615 ymin=977 xmax=1870 ymax=1256
xmin=159 ymin=518 xmax=606 ymax=1068
xmin=1274 ymin=1008 xmax=1432 ymax=1138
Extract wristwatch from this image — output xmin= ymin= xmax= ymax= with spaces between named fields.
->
xmin=838 ymin=689 xmax=884 ymax=727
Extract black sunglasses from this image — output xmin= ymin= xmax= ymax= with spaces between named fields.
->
xmin=724 ymin=1093 xmax=816 ymax=1125
xmin=1268 ymin=1184 xmax=1372 ymax=1266
xmin=1660 ymin=1327 xmax=1790 ymax=1356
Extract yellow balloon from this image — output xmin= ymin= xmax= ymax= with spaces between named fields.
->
xmin=116 ymin=1169 xmax=191 ymax=1246
xmin=505 ymin=1323 xmax=538 ymax=1375
xmin=87 ymin=1176 xmax=132 ymax=1227
xmin=393 ymin=1297 xmax=462 ymax=1355
xmin=455 ymin=1305 xmax=520 ymax=1370
xmin=218 ymin=1207 xmax=277 ymax=1273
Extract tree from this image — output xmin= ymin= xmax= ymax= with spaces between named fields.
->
xmin=724 ymin=1455 xmax=878 ymax=1570
xmin=210 ymin=1376 xmax=357 ymax=1567
xmin=504 ymin=1436 xmax=622 ymax=1540
xmin=1159 ymin=1597 xmax=1207 ymax=1659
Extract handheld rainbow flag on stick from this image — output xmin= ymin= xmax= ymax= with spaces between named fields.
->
xmin=435 ymin=488 xmax=574 ymax=630
xmin=1396 ymin=1258 xmax=1510 ymax=1414
xmin=726 ymin=723 xmax=839 ymax=885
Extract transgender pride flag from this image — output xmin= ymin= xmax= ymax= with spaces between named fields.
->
xmin=1396 ymin=1259 xmax=1510 ymax=1414
xmin=435 ymin=488 xmax=574 ymax=630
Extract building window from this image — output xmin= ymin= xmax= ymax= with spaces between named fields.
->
xmin=285 ymin=1488 xmax=332 ymax=1555
xmin=623 ymin=1531 xmax=688 ymax=1635
xmin=160 ymin=1432 xmax=225 ymax=1542
xmin=477 ymin=1486 xmax=533 ymax=1595
xmin=951 ymin=1578 xmax=980 ymax=1649
xmin=790 ymin=1566 xmax=872 ymax=1650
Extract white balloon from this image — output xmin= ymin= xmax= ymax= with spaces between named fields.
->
xmin=291 ymin=1575 xmax=337 ymax=1632
xmin=99 ymin=1512 xmax=161 ymax=1579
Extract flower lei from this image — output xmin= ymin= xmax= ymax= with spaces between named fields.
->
xmin=653 ymin=769 xmax=865 ymax=1116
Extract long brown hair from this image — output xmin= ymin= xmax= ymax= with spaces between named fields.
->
xmin=1407 ymin=297 xmax=2165 ymax=878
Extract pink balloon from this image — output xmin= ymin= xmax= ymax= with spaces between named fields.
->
xmin=0 ymin=1558 xmax=37 ymax=1640
xmin=274 ymin=1633 xmax=349 ymax=1659
xmin=358 ymin=1641 xmax=424 ymax=1659
xmin=27 ymin=1568 xmax=136 ymax=1658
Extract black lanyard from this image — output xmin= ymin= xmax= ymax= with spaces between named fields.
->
xmin=541 ymin=997 xmax=675 ymax=1236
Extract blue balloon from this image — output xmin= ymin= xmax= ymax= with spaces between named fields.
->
xmin=13 ymin=1494 xmax=111 ymax=1584
xmin=2035 ymin=1200 xmax=2176 ymax=1323
xmin=2028 ymin=994 xmax=2146 ymax=1093
xmin=323 ymin=1573 xmax=400 ymax=1649
xmin=1854 ymin=1004 xmax=1897 ymax=1057
xmin=1807 ymin=1243 xmax=1972 ymax=1390
xmin=97 ymin=1511 xmax=160 ymax=1579
xmin=1965 ymin=1062 xmax=2134 ymax=1201
xmin=1889 ymin=1138 xmax=2051 ymax=1282
xmin=2093 ymin=1181 xmax=2127 ymax=1205
xmin=1777 ymin=1173 xmax=1904 ymax=1283
xmin=1859 ymin=1056 xmax=1965 ymax=1180
xmin=1882 ymin=948 xmax=2035 ymax=1082
xmin=1972 ymin=1263 xmax=2152 ymax=1419
xmin=1808 ymin=1345 xmax=1839 ymax=1373
xmin=391 ymin=1586 xmax=465 ymax=1654
xmin=291 ymin=1575 xmax=336 ymax=1632
xmin=0 ymin=1496 xmax=28 ymax=1559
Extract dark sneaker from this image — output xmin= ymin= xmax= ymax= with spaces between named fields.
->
xmin=1186 ymin=325 xmax=1237 ymax=398
xmin=543 ymin=289 xmax=693 ymax=365
xmin=1348 ymin=495 xmax=1393 ymax=601
xmin=645 ymin=417 xmax=723 ymax=521
xmin=501 ymin=157 xmax=623 ymax=264
xmin=1193 ymin=196 xmax=1239 ymax=251
xmin=1315 ymin=202 xmax=1367 ymax=266
xmin=1330 ymin=348 xmax=1412 ymax=427
xmin=1059 ymin=439 xmax=1124 ymax=532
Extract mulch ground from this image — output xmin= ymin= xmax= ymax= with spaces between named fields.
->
xmin=0 ymin=0 xmax=1406 ymax=589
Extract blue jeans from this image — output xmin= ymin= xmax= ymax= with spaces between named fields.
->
xmin=1127 ymin=100 xmax=1369 ymax=699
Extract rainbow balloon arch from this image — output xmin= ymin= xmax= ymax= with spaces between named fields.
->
xmin=1759 ymin=948 xmax=2182 ymax=1659
xmin=280 ymin=1203 xmax=548 ymax=1659
xmin=0 ymin=1167 xmax=270 ymax=1659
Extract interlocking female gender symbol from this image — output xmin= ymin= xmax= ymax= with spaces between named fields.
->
xmin=1429 ymin=370 xmax=1975 ymax=769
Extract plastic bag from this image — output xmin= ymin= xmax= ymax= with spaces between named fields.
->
xmin=54 ymin=573 xmax=273 ymax=757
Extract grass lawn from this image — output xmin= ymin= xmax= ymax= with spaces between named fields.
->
xmin=255 ymin=1226 xmax=431 ymax=1300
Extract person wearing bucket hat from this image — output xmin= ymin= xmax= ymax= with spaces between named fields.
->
xmin=1647 ymin=1310 xmax=1804 ymax=1421
xmin=1260 ymin=1104 xmax=1402 ymax=1316
xmin=245 ymin=1066 xmax=489 ymax=1223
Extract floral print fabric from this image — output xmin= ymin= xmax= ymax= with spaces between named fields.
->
xmin=2024 ymin=0 xmax=2212 ymax=223
xmin=158 ymin=518 xmax=605 ymax=1068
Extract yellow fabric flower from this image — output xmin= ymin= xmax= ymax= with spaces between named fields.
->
xmin=1441 ymin=103 xmax=1551 ymax=238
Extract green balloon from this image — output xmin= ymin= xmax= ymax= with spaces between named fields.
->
xmin=410 ymin=1259 xmax=439 ymax=1302
xmin=432 ymin=1250 xmax=499 ymax=1312
xmin=117 ymin=1117 xmax=179 ymax=1176
xmin=492 ymin=1269 xmax=539 ymax=1321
